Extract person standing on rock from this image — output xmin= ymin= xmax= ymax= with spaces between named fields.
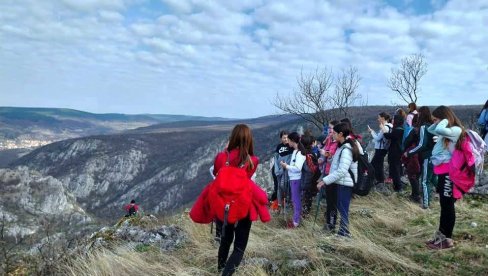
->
xmin=124 ymin=199 xmax=139 ymax=217
xmin=426 ymin=106 xmax=464 ymax=250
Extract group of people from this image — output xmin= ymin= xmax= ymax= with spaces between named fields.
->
xmin=189 ymin=101 xmax=488 ymax=275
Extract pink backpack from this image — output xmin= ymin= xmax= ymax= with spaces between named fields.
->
xmin=449 ymin=130 xmax=487 ymax=198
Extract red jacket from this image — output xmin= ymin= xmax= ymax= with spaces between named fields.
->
xmin=191 ymin=149 xmax=270 ymax=223
xmin=124 ymin=203 xmax=139 ymax=212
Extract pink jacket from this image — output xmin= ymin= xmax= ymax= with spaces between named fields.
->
xmin=449 ymin=136 xmax=475 ymax=199
xmin=322 ymin=134 xmax=338 ymax=174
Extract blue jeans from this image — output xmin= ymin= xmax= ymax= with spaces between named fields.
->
xmin=337 ymin=185 xmax=353 ymax=236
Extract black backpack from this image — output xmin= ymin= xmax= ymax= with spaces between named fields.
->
xmin=348 ymin=152 xmax=375 ymax=196
xmin=128 ymin=205 xmax=137 ymax=216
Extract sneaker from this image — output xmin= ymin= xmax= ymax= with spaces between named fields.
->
xmin=425 ymin=230 xmax=443 ymax=245
xmin=428 ymin=238 xmax=454 ymax=250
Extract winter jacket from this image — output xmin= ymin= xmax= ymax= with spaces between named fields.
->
xmin=273 ymin=143 xmax=294 ymax=176
xmin=370 ymin=123 xmax=393 ymax=150
xmin=428 ymin=119 xmax=462 ymax=174
xmin=407 ymin=124 xmax=435 ymax=160
xmin=286 ymin=150 xmax=306 ymax=181
xmin=383 ymin=127 xmax=404 ymax=160
xmin=189 ymin=180 xmax=271 ymax=223
xmin=323 ymin=142 xmax=362 ymax=187
xmin=322 ymin=133 xmax=339 ymax=174
xmin=213 ymin=149 xmax=259 ymax=178
xmin=449 ymin=136 xmax=476 ymax=199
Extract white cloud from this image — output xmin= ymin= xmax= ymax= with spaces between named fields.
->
xmin=0 ymin=0 xmax=487 ymax=118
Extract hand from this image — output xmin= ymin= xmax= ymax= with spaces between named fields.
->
xmin=280 ymin=161 xmax=287 ymax=169
xmin=317 ymin=180 xmax=325 ymax=190
xmin=403 ymin=152 xmax=408 ymax=157
xmin=367 ymin=125 xmax=372 ymax=132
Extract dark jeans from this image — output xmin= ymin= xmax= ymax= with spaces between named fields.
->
xmin=324 ymin=184 xmax=338 ymax=230
xmin=337 ymin=185 xmax=353 ymax=236
xmin=388 ymin=156 xmax=403 ymax=191
xmin=371 ymin=149 xmax=387 ymax=183
xmin=409 ymin=176 xmax=420 ymax=200
xmin=217 ymin=217 xmax=252 ymax=276
xmin=302 ymin=188 xmax=314 ymax=215
xmin=437 ymin=174 xmax=456 ymax=238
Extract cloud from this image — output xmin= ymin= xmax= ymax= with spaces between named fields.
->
xmin=0 ymin=0 xmax=487 ymax=118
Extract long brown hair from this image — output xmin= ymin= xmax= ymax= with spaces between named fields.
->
xmin=432 ymin=105 xmax=466 ymax=150
xmin=227 ymin=124 xmax=255 ymax=170
xmin=416 ymin=106 xmax=433 ymax=127
xmin=333 ymin=122 xmax=359 ymax=161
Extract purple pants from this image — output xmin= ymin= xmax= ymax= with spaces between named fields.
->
xmin=290 ymin=179 xmax=302 ymax=225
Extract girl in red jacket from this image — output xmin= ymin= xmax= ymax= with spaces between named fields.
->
xmin=190 ymin=124 xmax=270 ymax=276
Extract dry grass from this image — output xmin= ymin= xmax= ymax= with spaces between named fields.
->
xmin=58 ymin=192 xmax=488 ymax=276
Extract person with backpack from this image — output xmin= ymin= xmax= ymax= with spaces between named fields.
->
xmin=477 ymin=99 xmax=488 ymax=140
xmin=124 ymin=199 xmax=139 ymax=217
xmin=316 ymin=122 xmax=361 ymax=237
xmin=367 ymin=112 xmax=393 ymax=189
xmin=280 ymin=132 xmax=306 ymax=228
xmin=300 ymin=135 xmax=321 ymax=216
xmin=340 ymin=118 xmax=363 ymax=144
xmin=426 ymin=106 xmax=463 ymax=250
xmin=382 ymin=114 xmax=405 ymax=192
xmin=190 ymin=124 xmax=270 ymax=275
xmin=270 ymin=131 xmax=293 ymax=211
xmin=406 ymin=102 xmax=419 ymax=127
xmin=406 ymin=106 xmax=436 ymax=209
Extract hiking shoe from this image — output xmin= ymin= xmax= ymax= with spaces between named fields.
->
xmin=409 ymin=195 xmax=421 ymax=203
xmin=322 ymin=224 xmax=335 ymax=234
xmin=286 ymin=220 xmax=299 ymax=228
xmin=425 ymin=230 xmax=444 ymax=246
xmin=428 ymin=238 xmax=454 ymax=250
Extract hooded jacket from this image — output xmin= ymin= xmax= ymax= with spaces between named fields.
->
xmin=322 ymin=141 xmax=363 ymax=187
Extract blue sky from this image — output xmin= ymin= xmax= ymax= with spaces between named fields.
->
xmin=0 ymin=0 xmax=487 ymax=118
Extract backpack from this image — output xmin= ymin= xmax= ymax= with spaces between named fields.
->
xmin=381 ymin=124 xmax=392 ymax=149
xmin=349 ymin=152 xmax=376 ymax=196
xmin=301 ymin=153 xmax=321 ymax=191
xmin=128 ymin=205 xmax=137 ymax=216
xmin=337 ymin=148 xmax=375 ymax=196
xmin=449 ymin=130 xmax=487 ymax=195
xmin=208 ymin=152 xmax=253 ymax=225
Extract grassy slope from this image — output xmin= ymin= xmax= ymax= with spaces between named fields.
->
xmin=59 ymin=192 xmax=488 ymax=276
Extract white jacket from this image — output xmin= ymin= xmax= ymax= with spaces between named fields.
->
xmin=286 ymin=150 xmax=306 ymax=181
xmin=323 ymin=142 xmax=362 ymax=187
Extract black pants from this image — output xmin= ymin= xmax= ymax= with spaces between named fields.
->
xmin=302 ymin=189 xmax=314 ymax=215
xmin=217 ymin=217 xmax=252 ymax=276
xmin=324 ymin=184 xmax=338 ymax=230
xmin=409 ymin=176 xmax=420 ymax=200
xmin=388 ymin=156 xmax=403 ymax=191
xmin=371 ymin=149 xmax=387 ymax=183
xmin=271 ymin=169 xmax=278 ymax=201
xmin=437 ymin=174 xmax=456 ymax=238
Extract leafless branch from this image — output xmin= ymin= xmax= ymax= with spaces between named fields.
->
xmin=388 ymin=53 xmax=427 ymax=105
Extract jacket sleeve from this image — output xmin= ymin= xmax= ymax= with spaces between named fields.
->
xmin=323 ymin=148 xmax=353 ymax=185
xmin=478 ymin=110 xmax=487 ymax=125
xmin=370 ymin=130 xmax=383 ymax=142
xmin=430 ymin=119 xmax=457 ymax=137
xmin=286 ymin=152 xmax=305 ymax=173
xmin=408 ymin=126 xmax=427 ymax=156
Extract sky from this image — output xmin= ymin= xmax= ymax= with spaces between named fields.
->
xmin=0 ymin=0 xmax=487 ymax=118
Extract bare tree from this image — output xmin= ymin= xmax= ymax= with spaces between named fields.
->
xmin=274 ymin=66 xmax=362 ymax=130
xmin=332 ymin=67 xmax=362 ymax=118
xmin=388 ymin=53 xmax=428 ymax=104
